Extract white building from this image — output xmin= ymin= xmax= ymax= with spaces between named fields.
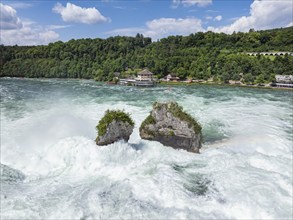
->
xmin=136 ymin=69 xmax=154 ymax=81
xmin=166 ymin=74 xmax=180 ymax=82
xmin=275 ymin=75 xmax=293 ymax=83
xmin=275 ymin=75 xmax=293 ymax=88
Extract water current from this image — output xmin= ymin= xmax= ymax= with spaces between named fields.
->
xmin=1 ymin=78 xmax=292 ymax=219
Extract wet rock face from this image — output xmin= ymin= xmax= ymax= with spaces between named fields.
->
xmin=96 ymin=120 xmax=134 ymax=145
xmin=139 ymin=102 xmax=202 ymax=153
xmin=0 ymin=163 xmax=25 ymax=184
xmin=96 ymin=110 xmax=134 ymax=146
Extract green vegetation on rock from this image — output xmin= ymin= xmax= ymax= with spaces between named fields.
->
xmin=96 ymin=110 xmax=134 ymax=138
xmin=139 ymin=102 xmax=202 ymax=153
xmin=139 ymin=114 xmax=156 ymax=132
xmin=141 ymin=102 xmax=202 ymax=135
xmin=169 ymin=130 xmax=175 ymax=136
xmin=162 ymin=102 xmax=202 ymax=134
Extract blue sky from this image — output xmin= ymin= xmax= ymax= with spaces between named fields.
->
xmin=1 ymin=0 xmax=292 ymax=45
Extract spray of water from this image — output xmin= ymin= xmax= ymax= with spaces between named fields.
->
xmin=1 ymin=78 xmax=292 ymax=219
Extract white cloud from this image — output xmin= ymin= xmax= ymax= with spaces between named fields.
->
xmin=208 ymin=0 xmax=293 ymax=33
xmin=173 ymin=0 xmax=212 ymax=8
xmin=214 ymin=15 xmax=222 ymax=21
xmin=206 ymin=9 xmax=219 ymax=13
xmin=229 ymin=17 xmax=240 ymax=22
xmin=1 ymin=21 xmax=60 ymax=45
xmin=105 ymin=27 xmax=145 ymax=36
xmin=5 ymin=2 xmax=33 ymax=9
xmin=0 ymin=3 xmax=59 ymax=45
xmin=205 ymin=15 xmax=222 ymax=22
xmin=113 ymin=6 xmax=136 ymax=10
xmin=47 ymin=25 xmax=72 ymax=30
xmin=106 ymin=17 xmax=204 ymax=40
xmin=286 ymin=22 xmax=293 ymax=27
xmin=114 ymin=6 xmax=127 ymax=10
xmin=182 ymin=0 xmax=212 ymax=7
xmin=38 ymin=31 xmax=59 ymax=43
xmin=106 ymin=0 xmax=292 ymax=41
xmin=53 ymin=2 xmax=109 ymax=24
xmin=0 ymin=3 xmax=23 ymax=30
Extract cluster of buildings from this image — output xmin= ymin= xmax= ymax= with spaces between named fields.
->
xmin=119 ymin=69 xmax=155 ymax=87
xmin=274 ymin=75 xmax=293 ymax=88
xmin=117 ymin=68 xmax=293 ymax=89
xmin=119 ymin=69 xmax=183 ymax=87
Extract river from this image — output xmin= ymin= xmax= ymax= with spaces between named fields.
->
xmin=1 ymin=78 xmax=292 ymax=219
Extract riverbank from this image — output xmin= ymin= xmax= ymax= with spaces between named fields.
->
xmin=159 ymin=81 xmax=293 ymax=91
xmin=2 ymin=77 xmax=292 ymax=91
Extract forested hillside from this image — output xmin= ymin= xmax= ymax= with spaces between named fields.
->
xmin=1 ymin=27 xmax=293 ymax=84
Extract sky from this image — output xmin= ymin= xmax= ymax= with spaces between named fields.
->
xmin=1 ymin=0 xmax=292 ymax=45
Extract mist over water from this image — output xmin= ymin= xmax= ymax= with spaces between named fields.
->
xmin=1 ymin=78 xmax=292 ymax=219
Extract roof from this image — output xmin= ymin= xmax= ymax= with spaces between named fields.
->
xmin=138 ymin=69 xmax=154 ymax=75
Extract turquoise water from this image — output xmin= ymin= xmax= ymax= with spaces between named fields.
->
xmin=1 ymin=78 xmax=292 ymax=219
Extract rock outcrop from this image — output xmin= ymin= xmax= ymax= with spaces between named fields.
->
xmin=96 ymin=110 xmax=134 ymax=146
xmin=0 ymin=163 xmax=25 ymax=184
xmin=139 ymin=102 xmax=202 ymax=153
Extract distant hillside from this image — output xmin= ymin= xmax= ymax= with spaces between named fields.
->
xmin=1 ymin=27 xmax=293 ymax=84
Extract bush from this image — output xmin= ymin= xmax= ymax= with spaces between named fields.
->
xmin=139 ymin=114 xmax=156 ymax=132
xmin=166 ymin=102 xmax=202 ymax=134
xmin=96 ymin=110 xmax=134 ymax=137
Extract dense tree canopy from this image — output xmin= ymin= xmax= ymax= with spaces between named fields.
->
xmin=1 ymin=27 xmax=292 ymax=84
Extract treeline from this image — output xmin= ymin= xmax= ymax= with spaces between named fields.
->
xmin=1 ymin=27 xmax=293 ymax=84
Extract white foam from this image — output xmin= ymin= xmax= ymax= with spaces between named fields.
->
xmin=1 ymin=78 xmax=292 ymax=219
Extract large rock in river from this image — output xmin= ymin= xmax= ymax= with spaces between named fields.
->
xmin=96 ymin=110 xmax=134 ymax=146
xmin=139 ymin=102 xmax=202 ymax=153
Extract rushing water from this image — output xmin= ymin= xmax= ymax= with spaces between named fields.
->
xmin=0 ymin=78 xmax=292 ymax=219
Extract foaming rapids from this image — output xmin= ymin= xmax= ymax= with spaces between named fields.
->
xmin=0 ymin=78 xmax=292 ymax=219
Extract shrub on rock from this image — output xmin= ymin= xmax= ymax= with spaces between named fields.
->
xmin=96 ymin=110 xmax=134 ymax=146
